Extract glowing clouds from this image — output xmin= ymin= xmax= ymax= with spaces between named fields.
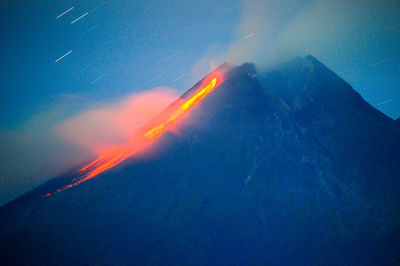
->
xmin=56 ymin=88 xmax=178 ymax=155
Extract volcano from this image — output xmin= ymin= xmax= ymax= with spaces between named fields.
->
xmin=1 ymin=56 xmax=400 ymax=265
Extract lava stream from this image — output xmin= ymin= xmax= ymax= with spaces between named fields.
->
xmin=43 ymin=75 xmax=222 ymax=197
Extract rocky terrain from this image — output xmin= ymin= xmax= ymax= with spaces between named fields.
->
xmin=1 ymin=56 xmax=400 ymax=265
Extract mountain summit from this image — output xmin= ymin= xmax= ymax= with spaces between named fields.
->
xmin=1 ymin=56 xmax=400 ymax=265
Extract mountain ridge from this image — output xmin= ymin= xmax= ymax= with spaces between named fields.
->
xmin=1 ymin=56 xmax=399 ymax=265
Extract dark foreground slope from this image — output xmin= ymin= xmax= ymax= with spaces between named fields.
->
xmin=1 ymin=56 xmax=400 ymax=265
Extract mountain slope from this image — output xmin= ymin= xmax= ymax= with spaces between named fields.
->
xmin=1 ymin=56 xmax=400 ymax=265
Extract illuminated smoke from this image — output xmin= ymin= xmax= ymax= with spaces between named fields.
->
xmin=56 ymin=88 xmax=178 ymax=156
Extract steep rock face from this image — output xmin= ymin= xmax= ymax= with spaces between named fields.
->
xmin=262 ymin=56 xmax=400 ymax=224
xmin=260 ymin=55 xmax=400 ymax=226
xmin=1 ymin=56 xmax=400 ymax=265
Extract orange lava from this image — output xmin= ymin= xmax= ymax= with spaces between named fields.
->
xmin=43 ymin=75 xmax=222 ymax=197
xmin=144 ymin=77 xmax=217 ymax=141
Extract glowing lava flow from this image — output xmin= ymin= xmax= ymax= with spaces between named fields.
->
xmin=143 ymin=77 xmax=217 ymax=141
xmin=43 ymin=76 xmax=221 ymax=197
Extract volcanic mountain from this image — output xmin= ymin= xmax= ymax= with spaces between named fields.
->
xmin=1 ymin=56 xmax=400 ymax=265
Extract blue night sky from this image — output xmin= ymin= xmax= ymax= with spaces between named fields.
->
xmin=0 ymin=0 xmax=240 ymax=127
xmin=0 ymin=0 xmax=399 ymax=204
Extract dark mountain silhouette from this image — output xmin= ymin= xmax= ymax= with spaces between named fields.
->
xmin=1 ymin=56 xmax=400 ymax=265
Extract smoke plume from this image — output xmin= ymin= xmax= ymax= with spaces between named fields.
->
xmin=224 ymin=0 xmax=400 ymax=72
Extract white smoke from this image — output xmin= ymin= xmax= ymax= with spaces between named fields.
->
xmin=224 ymin=0 xmax=400 ymax=72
